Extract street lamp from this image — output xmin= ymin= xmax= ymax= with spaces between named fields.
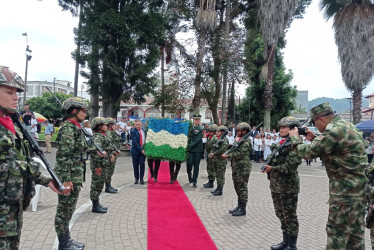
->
xmin=22 ymin=32 xmax=32 ymax=106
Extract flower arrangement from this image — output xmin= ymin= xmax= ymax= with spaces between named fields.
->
xmin=145 ymin=118 xmax=191 ymax=161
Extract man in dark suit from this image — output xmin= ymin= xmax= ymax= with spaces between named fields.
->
xmin=187 ymin=114 xmax=204 ymax=188
xmin=130 ymin=119 xmax=146 ymax=184
xmin=228 ymin=122 xmax=236 ymax=137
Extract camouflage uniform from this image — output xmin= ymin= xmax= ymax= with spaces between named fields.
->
xmin=204 ymin=124 xmax=217 ymax=188
xmin=365 ymin=164 xmax=374 ymax=249
xmin=291 ymin=103 xmax=367 ymax=250
xmin=227 ymin=122 xmax=252 ymax=216
xmin=105 ymin=118 xmax=121 ymax=192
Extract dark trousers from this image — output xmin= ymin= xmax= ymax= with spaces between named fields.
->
xmin=187 ymin=152 xmax=202 ymax=183
xmin=121 ymin=132 xmax=126 ymax=142
xmin=368 ymin=154 xmax=374 ymax=164
xmin=148 ymin=158 xmax=161 ymax=178
xmin=255 ymin=151 xmax=261 ymax=163
xmin=132 ymin=153 xmax=146 ymax=180
xmin=169 ymin=161 xmax=181 ymax=179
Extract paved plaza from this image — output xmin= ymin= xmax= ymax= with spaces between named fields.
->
xmin=21 ymin=149 xmax=371 ymax=250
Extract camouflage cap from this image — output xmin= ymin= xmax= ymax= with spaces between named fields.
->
xmin=208 ymin=124 xmax=218 ymax=132
xmin=310 ymin=102 xmax=333 ymax=119
xmin=105 ymin=118 xmax=116 ymax=125
xmin=217 ymin=125 xmax=227 ymax=132
xmin=62 ymin=97 xmax=88 ymax=112
xmin=277 ymin=116 xmax=300 ymax=127
xmin=237 ymin=122 xmax=250 ymax=130
xmin=0 ymin=66 xmax=25 ymax=92
xmin=91 ymin=117 xmax=106 ymax=129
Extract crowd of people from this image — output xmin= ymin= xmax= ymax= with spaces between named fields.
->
xmin=1 ymin=65 xmax=373 ymax=250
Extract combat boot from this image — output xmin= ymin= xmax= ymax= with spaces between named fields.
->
xmin=105 ymin=182 xmax=118 ymax=193
xmin=271 ymin=232 xmax=288 ymax=250
xmin=285 ymin=235 xmax=297 ymax=250
xmin=203 ymin=180 xmax=214 ymax=188
xmin=229 ymin=199 xmax=240 ymax=214
xmin=58 ymin=233 xmax=84 ymax=250
xmin=232 ymin=201 xmax=246 ymax=216
xmin=92 ymin=200 xmax=107 ymax=213
xmin=212 ymin=186 xmax=223 ymax=196
xmin=66 ymin=230 xmax=85 ymax=248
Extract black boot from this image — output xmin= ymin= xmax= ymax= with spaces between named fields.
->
xmin=58 ymin=233 xmax=84 ymax=250
xmin=105 ymin=182 xmax=117 ymax=193
xmin=92 ymin=200 xmax=107 ymax=213
xmin=169 ymin=178 xmax=174 ymax=184
xmin=66 ymin=230 xmax=85 ymax=248
xmin=212 ymin=186 xmax=223 ymax=196
xmin=271 ymin=232 xmax=288 ymax=250
xmin=204 ymin=180 xmax=214 ymax=188
xmin=285 ymin=235 xmax=297 ymax=250
xmin=175 ymin=164 xmax=181 ymax=180
xmin=232 ymin=201 xmax=246 ymax=216
xmin=188 ymin=172 xmax=192 ymax=183
xmin=229 ymin=199 xmax=240 ymax=214
xmin=98 ymin=201 xmax=108 ymax=211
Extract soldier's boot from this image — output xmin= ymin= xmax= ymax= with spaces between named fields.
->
xmin=271 ymin=232 xmax=288 ymax=250
xmin=212 ymin=186 xmax=223 ymax=196
xmin=98 ymin=201 xmax=108 ymax=211
xmin=232 ymin=201 xmax=246 ymax=216
xmin=58 ymin=233 xmax=84 ymax=250
xmin=66 ymin=230 xmax=85 ymax=249
xmin=203 ymin=180 xmax=214 ymax=188
xmin=229 ymin=199 xmax=240 ymax=214
xmin=284 ymin=235 xmax=297 ymax=250
xmin=92 ymin=200 xmax=107 ymax=214
xmin=105 ymin=182 xmax=118 ymax=193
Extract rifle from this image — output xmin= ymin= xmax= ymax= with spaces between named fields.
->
xmin=224 ymin=122 xmax=263 ymax=156
xmin=208 ymin=130 xmax=228 ymax=158
xmin=9 ymin=113 xmax=65 ymax=192
xmin=46 ymin=87 xmax=104 ymax=155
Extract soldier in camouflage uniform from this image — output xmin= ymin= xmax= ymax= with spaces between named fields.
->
xmin=262 ymin=116 xmax=302 ymax=250
xmin=222 ymin=122 xmax=252 ymax=216
xmin=365 ymin=164 xmax=374 ymax=249
xmin=89 ymin=117 xmax=115 ymax=213
xmin=54 ymin=96 xmax=90 ymax=250
xmin=0 ymin=66 xmax=60 ymax=249
xmin=104 ymin=118 xmax=121 ymax=193
xmin=209 ymin=126 xmax=229 ymax=196
xmin=289 ymin=102 xmax=367 ymax=250
xmin=203 ymin=124 xmax=217 ymax=188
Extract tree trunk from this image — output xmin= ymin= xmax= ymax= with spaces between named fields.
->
xmin=90 ymin=93 xmax=99 ymax=119
xmin=161 ymin=47 xmax=165 ymax=117
xmin=221 ymin=0 xmax=230 ymax=125
xmin=73 ymin=0 xmax=83 ymax=97
xmin=263 ymin=46 xmax=275 ymax=130
xmin=352 ymin=89 xmax=362 ymax=124
xmin=102 ymin=100 xmax=114 ymax=118
xmin=227 ymin=79 xmax=235 ymax=124
xmin=192 ymin=31 xmax=206 ymax=115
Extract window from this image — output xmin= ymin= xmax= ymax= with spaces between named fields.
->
xmin=205 ymin=109 xmax=212 ymax=119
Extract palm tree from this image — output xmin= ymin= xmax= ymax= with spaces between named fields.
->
xmin=320 ymin=0 xmax=374 ymax=124
xmin=258 ymin=0 xmax=299 ymax=129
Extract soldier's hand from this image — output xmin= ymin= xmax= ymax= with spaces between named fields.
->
xmin=110 ymin=155 xmax=115 ymax=162
xmin=62 ymin=181 xmax=73 ymax=195
xmin=305 ymin=129 xmax=315 ymax=141
xmin=95 ymin=167 xmax=102 ymax=176
xmin=262 ymin=165 xmax=271 ymax=173
xmin=289 ymin=127 xmax=299 ymax=138
xmin=48 ymin=181 xmax=62 ymax=194
xmin=98 ymin=151 xmax=107 ymax=157
xmin=222 ymin=154 xmax=229 ymax=159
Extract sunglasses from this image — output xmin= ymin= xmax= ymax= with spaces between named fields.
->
xmin=311 ymin=111 xmax=334 ymax=126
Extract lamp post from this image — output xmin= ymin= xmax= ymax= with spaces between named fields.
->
xmin=22 ymin=33 xmax=32 ymax=106
xmin=53 ymin=77 xmax=56 ymax=93
xmin=347 ymin=97 xmax=353 ymax=123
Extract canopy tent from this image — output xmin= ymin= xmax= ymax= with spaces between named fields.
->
xmin=34 ymin=112 xmax=47 ymax=123
xmin=356 ymin=120 xmax=374 ymax=133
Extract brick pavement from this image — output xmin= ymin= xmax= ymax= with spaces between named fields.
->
xmin=21 ymin=150 xmax=371 ymax=249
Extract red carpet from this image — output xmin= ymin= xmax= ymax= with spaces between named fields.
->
xmin=147 ymin=161 xmax=217 ymax=250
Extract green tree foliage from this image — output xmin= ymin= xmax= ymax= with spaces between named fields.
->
xmin=26 ymin=92 xmax=72 ymax=120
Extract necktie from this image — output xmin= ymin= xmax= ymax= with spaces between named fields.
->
xmin=139 ymin=129 xmax=143 ymax=146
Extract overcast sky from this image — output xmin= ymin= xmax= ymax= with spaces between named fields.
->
xmin=1 ymin=0 xmax=373 ymax=101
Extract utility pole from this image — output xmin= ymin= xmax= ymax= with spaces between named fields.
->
xmin=22 ymin=33 xmax=32 ymax=106
xmin=221 ymin=0 xmax=230 ymax=125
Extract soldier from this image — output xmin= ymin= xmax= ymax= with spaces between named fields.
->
xmin=262 ymin=116 xmax=302 ymax=250
xmin=365 ymin=164 xmax=374 ymax=249
xmin=88 ymin=117 xmax=115 ymax=214
xmin=0 ymin=66 xmax=61 ymax=249
xmin=187 ymin=114 xmax=204 ymax=188
xmin=203 ymin=124 xmax=217 ymax=188
xmin=209 ymin=125 xmax=229 ymax=196
xmin=222 ymin=122 xmax=252 ymax=216
xmin=105 ymin=118 xmax=121 ymax=193
xmin=54 ymin=97 xmax=93 ymax=250
xmin=289 ymin=102 xmax=367 ymax=249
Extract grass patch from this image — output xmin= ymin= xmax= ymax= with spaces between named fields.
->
xmin=38 ymin=133 xmax=58 ymax=142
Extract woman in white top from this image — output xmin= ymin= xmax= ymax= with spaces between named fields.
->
xmin=264 ymin=134 xmax=272 ymax=160
xmin=253 ymin=134 xmax=262 ymax=163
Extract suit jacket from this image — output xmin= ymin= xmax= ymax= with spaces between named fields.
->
xmin=130 ymin=128 xmax=146 ymax=156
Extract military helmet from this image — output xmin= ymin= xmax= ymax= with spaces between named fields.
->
xmin=106 ymin=118 xmax=116 ymax=125
xmin=208 ymin=124 xmax=218 ymax=132
xmin=0 ymin=66 xmax=24 ymax=92
xmin=91 ymin=117 xmax=106 ymax=130
xmin=277 ymin=116 xmax=300 ymax=127
xmin=217 ymin=125 xmax=227 ymax=132
xmin=62 ymin=97 xmax=88 ymax=113
xmin=237 ymin=122 xmax=250 ymax=130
